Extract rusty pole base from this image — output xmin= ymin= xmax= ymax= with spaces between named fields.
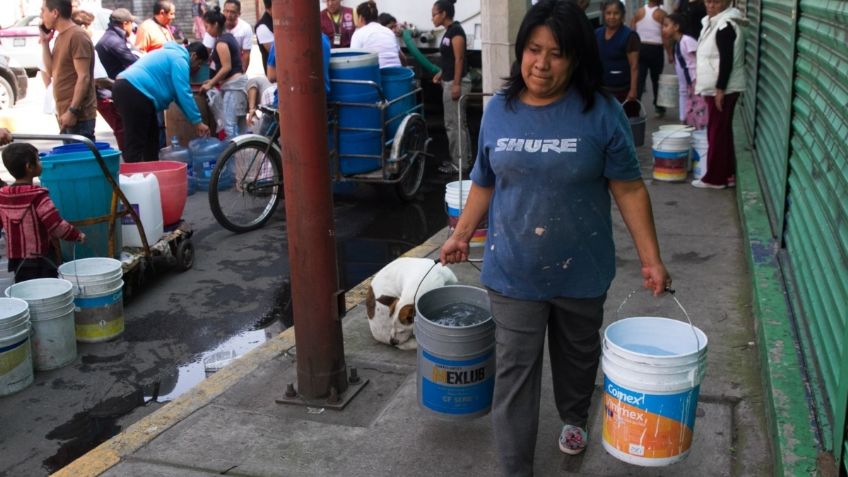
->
xmin=275 ymin=368 xmax=369 ymax=411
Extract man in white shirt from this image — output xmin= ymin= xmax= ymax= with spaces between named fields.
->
xmin=202 ymin=0 xmax=253 ymax=71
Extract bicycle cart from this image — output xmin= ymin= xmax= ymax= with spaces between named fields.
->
xmin=9 ymin=134 xmax=195 ymax=300
xmin=207 ymin=72 xmax=430 ymax=234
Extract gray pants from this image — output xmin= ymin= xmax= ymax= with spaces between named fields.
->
xmin=441 ymin=77 xmax=472 ymax=170
xmin=488 ymin=289 xmax=606 ymax=477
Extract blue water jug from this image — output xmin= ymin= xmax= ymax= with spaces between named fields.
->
xmin=188 ymin=137 xmax=231 ymax=191
xmin=160 ymin=137 xmax=195 ymax=195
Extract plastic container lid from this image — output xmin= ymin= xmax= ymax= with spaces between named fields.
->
xmin=47 ymin=142 xmax=113 ymax=155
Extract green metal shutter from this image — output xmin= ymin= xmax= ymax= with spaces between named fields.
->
xmin=783 ymin=0 xmax=848 ymax=468
xmin=738 ymin=0 xmax=762 ymax=136
xmin=753 ymin=0 xmax=796 ymax=235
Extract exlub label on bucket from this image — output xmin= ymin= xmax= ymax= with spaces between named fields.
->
xmin=602 ymin=377 xmax=699 ymax=459
xmin=419 ymin=349 xmax=495 ymax=415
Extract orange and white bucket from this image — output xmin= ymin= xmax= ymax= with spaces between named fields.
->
xmin=601 ymin=316 xmax=708 ymax=466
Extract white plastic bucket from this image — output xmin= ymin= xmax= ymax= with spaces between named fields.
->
xmin=657 ymin=74 xmax=679 ymax=109
xmin=0 ymin=297 xmax=34 ymax=396
xmin=691 ymin=130 xmax=708 ymax=179
xmin=415 ymin=285 xmax=495 ymax=420
xmin=5 ymin=278 xmax=77 ymax=370
xmin=652 ymin=130 xmax=692 ymax=182
xmin=602 ymin=316 xmax=708 ymax=466
xmin=445 ymin=181 xmax=487 ymax=248
xmin=59 ymin=257 xmax=123 ymax=296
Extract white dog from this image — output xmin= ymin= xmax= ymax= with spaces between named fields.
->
xmin=365 ymin=257 xmax=458 ymax=350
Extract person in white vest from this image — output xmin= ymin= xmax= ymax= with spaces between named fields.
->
xmin=692 ymin=0 xmax=745 ymax=189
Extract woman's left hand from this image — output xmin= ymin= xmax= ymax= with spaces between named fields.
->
xmin=714 ymin=89 xmax=725 ymax=112
xmin=642 ymin=262 xmax=672 ymax=296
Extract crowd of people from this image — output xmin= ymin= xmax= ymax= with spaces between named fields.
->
xmin=595 ymin=0 xmax=743 ymax=189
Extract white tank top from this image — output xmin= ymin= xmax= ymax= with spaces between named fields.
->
xmin=636 ymin=4 xmax=664 ymax=45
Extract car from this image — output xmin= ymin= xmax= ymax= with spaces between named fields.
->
xmin=0 ymin=10 xmax=111 ymax=76
xmin=0 ymin=53 xmax=27 ymax=109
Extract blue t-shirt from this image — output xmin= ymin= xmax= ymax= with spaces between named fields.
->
xmin=470 ymin=92 xmax=641 ymax=300
xmin=267 ymin=34 xmax=331 ymax=106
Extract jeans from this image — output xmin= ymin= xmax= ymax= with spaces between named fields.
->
xmin=61 ymin=118 xmax=96 ymax=143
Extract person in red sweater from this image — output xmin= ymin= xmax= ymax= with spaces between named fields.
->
xmin=0 ymin=143 xmax=86 ymax=283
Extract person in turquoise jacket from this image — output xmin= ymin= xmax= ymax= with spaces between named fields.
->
xmin=113 ymin=41 xmax=211 ymax=162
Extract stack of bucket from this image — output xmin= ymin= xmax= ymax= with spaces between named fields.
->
xmin=691 ymin=130 xmax=709 ymax=179
xmin=601 ymin=316 xmax=708 ymax=466
xmin=58 ymin=258 xmax=125 ymax=343
xmin=0 ymin=297 xmax=33 ymax=396
xmin=5 ymin=278 xmax=77 ymax=371
xmin=445 ymin=180 xmax=487 ymax=247
xmin=651 ymin=129 xmax=692 ymax=182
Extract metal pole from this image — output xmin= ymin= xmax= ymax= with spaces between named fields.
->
xmin=272 ymin=0 xmax=347 ymax=399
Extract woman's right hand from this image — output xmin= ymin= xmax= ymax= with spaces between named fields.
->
xmin=195 ymin=123 xmax=210 ymax=137
xmin=432 ymin=71 xmax=442 ymax=84
xmin=440 ymin=236 xmax=470 ymax=264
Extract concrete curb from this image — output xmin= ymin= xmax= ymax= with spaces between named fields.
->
xmin=51 ymin=230 xmax=446 ymax=477
xmin=733 ymin=118 xmax=819 ymax=475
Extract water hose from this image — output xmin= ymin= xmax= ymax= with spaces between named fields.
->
xmin=402 ymin=29 xmax=441 ymax=75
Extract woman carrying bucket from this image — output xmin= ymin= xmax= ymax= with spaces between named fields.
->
xmin=691 ymin=0 xmax=745 ymax=189
xmin=439 ymin=1 xmax=671 ymax=475
xmin=595 ymin=0 xmax=640 ymax=103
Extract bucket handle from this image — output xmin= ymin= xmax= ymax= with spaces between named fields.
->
xmin=622 ymin=99 xmax=645 ymax=119
xmin=615 ymin=288 xmax=701 ymax=354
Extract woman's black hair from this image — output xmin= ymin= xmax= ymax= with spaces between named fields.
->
xmin=378 ymin=12 xmax=397 ymax=27
xmin=356 ymin=1 xmax=379 ymax=24
xmin=202 ymin=6 xmax=226 ymax=30
xmin=601 ymin=0 xmax=625 ymax=15
xmin=433 ymin=0 xmax=456 ymax=19
xmin=187 ymin=41 xmax=210 ymax=62
xmin=502 ymin=0 xmax=606 ymax=112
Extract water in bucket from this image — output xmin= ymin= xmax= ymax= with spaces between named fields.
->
xmin=427 ymin=302 xmax=490 ymax=327
xmin=602 ymin=316 xmax=708 ymax=466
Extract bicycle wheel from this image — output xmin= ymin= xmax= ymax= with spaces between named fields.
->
xmin=209 ymin=139 xmax=284 ymax=233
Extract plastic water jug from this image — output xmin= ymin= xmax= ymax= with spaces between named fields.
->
xmin=188 ymin=137 xmax=231 ymax=191
xmin=160 ymin=137 xmax=195 ymax=195
xmin=119 ymin=173 xmax=164 ymax=247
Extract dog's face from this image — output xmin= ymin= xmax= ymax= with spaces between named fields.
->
xmin=365 ymin=286 xmax=415 ymax=347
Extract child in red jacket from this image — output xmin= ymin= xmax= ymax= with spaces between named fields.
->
xmin=0 ymin=142 xmax=86 ymax=283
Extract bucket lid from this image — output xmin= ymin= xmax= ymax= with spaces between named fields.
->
xmin=329 ymin=49 xmax=379 ymax=69
xmin=0 ymin=297 xmax=29 ymax=322
xmin=58 ymin=257 xmax=123 ymax=278
xmin=5 ymin=278 xmax=73 ymax=303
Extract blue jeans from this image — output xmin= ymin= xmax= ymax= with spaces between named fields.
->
xmin=61 ymin=118 xmax=96 ymax=143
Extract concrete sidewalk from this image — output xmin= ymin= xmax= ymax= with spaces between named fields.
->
xmin=53 ymin=120 xmax=773 ymax=477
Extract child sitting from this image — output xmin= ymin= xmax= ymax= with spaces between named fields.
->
xmin=0 ymin=143 xmax=86 ymax=283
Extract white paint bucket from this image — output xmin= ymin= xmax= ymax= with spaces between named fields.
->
xmin=657 ymin=74 xmax=679 ymax=109
xmin=415 ymin=285 xmax=495 ymax=420
xmin=59 ymin=258 xmax=125 ymax=342
xmin=0 ymin=297 xmax=34 ymax=396
xmin=652 ymin=130 xmax=692 ymax=182
xmin=445 ymin=181 xmax=487 ymax=248
xmin=5 ymin=278 xmax=77 ymax=370
xmin=602 ymin=316 xmax=708 ymax=466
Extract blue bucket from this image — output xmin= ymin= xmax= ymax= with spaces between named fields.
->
xmin=39 ymin=148 xmax=122 ymax=260
xmin=381 ymin=67 xmax=415 ymax=140
xmin=339 ymin=131 xmax=381 ymax=175
xmin=329 ymin=50 xmax=382 ymax=172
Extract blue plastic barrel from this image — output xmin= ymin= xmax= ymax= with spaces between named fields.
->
xmin=189 ymin=137 xmax=231 ymax=191
xmin=329 ymin=49 xmax=381 ymax=175
xmin=39 ymin=148 xmax=122 ymax=260
xmin=380 ymin=67 xmax=415 ymax=140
